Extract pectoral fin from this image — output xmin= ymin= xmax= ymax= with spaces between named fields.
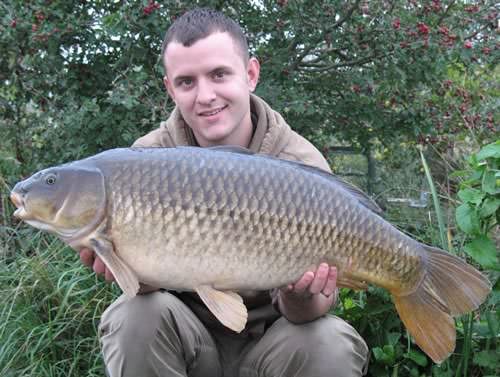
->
xmin=90 ymin=238 xmax=139 ymax=297
xmin=195 ymin=286 xmax=248 ymax=333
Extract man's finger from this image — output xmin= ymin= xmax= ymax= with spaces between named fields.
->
xmin=79 ymin=248 xmax=95 ymax=267
xmin=104 ymin=267 xmax=115 ymax=282
xmin=293 ymin=271 xmax=315 ymax=293
xmin=322 ymin=266 xmax=337 ymax=297
xmin=93 ymin=256 xmax=106 ymax=275
xmin=309 ymin=263 xmax=329 ymax=295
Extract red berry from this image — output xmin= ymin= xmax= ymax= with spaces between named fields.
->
xmin=482 ymin=47 xmax=491 ymax=55
xmin=10 ymin=19 xmax=16 ymax=28
xmin=431 ymin=0 xmax=441 ymax=12
xmin=465 ymin=5 xmax=479 ymax=13
xmin=464 ymin=41 xmax=472 ymax=49
xmin=417 ymin=22 xmax=429 ymax=35
xmin=392 ymin=19 xmax=400 ymax=30
xmin=36 ymin=11 xmax=45 ymax=22
xmin=438 ymin=26 xmax=449 ymax=35
xmin=143 ymin=1 xmax=159 ymax=15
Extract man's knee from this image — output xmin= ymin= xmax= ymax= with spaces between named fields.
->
xmin=279 ymin=316 xmax=366 ymax=358
xmin=99 ymin=292 xmax=222 ymax=377
xmin=99 ymin=291 xmax=190 ymax=356
xmin=241 ymin=315 xmax=369 ymax=377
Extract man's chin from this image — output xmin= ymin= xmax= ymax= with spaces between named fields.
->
xmin=193 ymin=124 xmax=232 ymax=145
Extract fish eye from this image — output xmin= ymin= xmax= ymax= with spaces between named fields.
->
xmin=45 ymin=174 xmax=56 ymax=185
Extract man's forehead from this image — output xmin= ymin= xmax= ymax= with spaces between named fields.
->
xmin=163 ymin=32 xmax=246 ymax=73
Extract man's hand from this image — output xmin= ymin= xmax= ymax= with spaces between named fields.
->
xmin=278 ymin=263 xmax=338 ymax=323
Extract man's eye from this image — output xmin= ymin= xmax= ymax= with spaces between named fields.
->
xmin=214 ymin=71 xmax=226 ymax=79
xmin=179 ymin=79 xmax=193 ymax=87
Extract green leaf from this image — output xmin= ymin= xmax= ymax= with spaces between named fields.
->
xmin=477 ymin=141 xmax=500 ymax=161
xmin=449 ymin=169 xmax=468 ymax=178
xmin=485 ymin=310 xmax=499 ymax=338
xmin=372 ymin=345 xmax=396 ymax=365
xmin=382 ymin=344 xmax=395 ymax=357
xmin=482 ymin=170 xmax=499 ymax=195
xmin=432 ymin=364 xmax=453 ymax=377
xmin=464 ymin=235 xmax=499 ymax=268
xmin=458 ymin=188 xmax=484 ymax=205
xmin=480 ymin=197 xmax=500 ymax=217
xmin=487 ymin=289 xmax=500 ymax=305
xmin=405 ymin=350 xmax=428 ymax=367
xmin=372 ymin=347 xmax=385 ymax=361
xmin=387 ymin=332 xmax=401 ymax=346
xmin=456 ymin=203 xmax=481 ymax=235
xmin=473 ymin=350 xmax=500 ymax=370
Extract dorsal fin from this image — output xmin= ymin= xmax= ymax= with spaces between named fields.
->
xmin=202 ymin=146 xmax=383 ymax=214
xmin=279 ymin=159 xmax=383 ymax=214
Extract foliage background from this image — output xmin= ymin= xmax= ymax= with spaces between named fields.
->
xmin=0 ymin=1 xmax=498 ymax=376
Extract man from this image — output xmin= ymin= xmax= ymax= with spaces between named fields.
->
xmin=80 ymin=8 xmax=368 ymax=377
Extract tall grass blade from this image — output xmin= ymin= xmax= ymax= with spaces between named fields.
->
xmin=419 ymin=148 xmax=447 ymax=250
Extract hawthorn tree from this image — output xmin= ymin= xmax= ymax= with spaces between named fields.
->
xmin=0 ymin=0 xmax=497 ymax=173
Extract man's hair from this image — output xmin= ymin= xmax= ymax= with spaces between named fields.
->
xmin=161 ymin=8 xmax=249 ymax=67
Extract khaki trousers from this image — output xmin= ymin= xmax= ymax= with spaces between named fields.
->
xmin=99 ymin=291 xmax=369 ymax=377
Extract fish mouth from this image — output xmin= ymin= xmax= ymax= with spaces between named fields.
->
xmin=10 ymin=191 xmax=27 ymax=219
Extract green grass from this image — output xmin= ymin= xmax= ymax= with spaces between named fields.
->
xmin=0 ymin=229 xmax=117 ymax=376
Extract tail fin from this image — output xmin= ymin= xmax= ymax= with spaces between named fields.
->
xmin=393 ymin=245 xmax=491 ymax=363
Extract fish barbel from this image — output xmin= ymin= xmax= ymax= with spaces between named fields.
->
xmin=10 ymin=147 xmax=490 ymax=363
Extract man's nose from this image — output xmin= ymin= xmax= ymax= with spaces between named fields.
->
xmin=196 ymin=79 xmax=216 ymax=105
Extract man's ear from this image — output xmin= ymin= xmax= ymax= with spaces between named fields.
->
xmin=163 ymin=76 xmax=176 ymax=101
xmin=247 ymin=57 xmax=260 ymax=92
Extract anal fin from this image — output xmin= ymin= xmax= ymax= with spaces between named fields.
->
xmin=337 ymin=276 xmax=368 ymax=291
xmin=195 ymin=286 xmax=248 ymax=333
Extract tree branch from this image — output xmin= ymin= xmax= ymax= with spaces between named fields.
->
xmin=437 ymin=0 xmax=456 ymax=25
xmin=297 ymin=52 xmax=390 ymax=72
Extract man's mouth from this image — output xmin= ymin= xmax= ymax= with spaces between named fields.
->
xmin=199 ymin=105 xmax=228 ymax=117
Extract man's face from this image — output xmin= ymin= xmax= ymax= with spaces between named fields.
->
xmin=163 ymin=32 xmax=260 ymax=147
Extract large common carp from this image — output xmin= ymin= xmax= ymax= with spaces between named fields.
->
xmin=10 ymin=147 xmax=490 ymax=363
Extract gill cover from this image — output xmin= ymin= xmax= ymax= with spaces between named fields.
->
xmin=19 ymin=165 xmax=106 ymax=239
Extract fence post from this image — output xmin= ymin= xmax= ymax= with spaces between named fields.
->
xmin=365 ymin=144 xmax=376 ymax=195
